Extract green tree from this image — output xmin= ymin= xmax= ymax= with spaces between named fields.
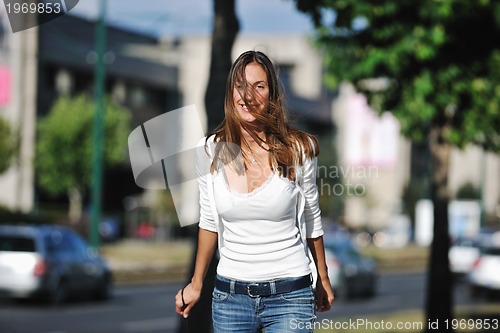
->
xmin=0 ymin=116 xmax=17 ymax=174
xmin=295 ymin=0 xmax=500 ymax=330
xmin=36 ymin=94 xmax=131 ymax=223
xmin=455 ymin=181 xmax=481 ymax=200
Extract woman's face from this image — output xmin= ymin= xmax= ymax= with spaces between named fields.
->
xmin=233 ymin=62 xmax=269 ymax=123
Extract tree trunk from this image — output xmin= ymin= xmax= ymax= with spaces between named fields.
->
xmin=204 ymin=0 xmax=239 ymax=132
xmin=425 ymin=126 xmax=453 ymax=332
xmin=177 ymin=1 xmax=239 ymax=332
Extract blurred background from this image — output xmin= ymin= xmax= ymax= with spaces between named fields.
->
xmin=0 ymin=1 xmax=499 ymax=333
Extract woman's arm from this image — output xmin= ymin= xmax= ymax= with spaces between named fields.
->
xmin=300 ymin=152 xmax=334 ymax=311
xmin=302 ymin=156 xmax=323 ymax=238
xmin=307 ymin=236 xmax=335 ymax=312
xmin=175 ymin=228 xmax=218 ymax=318
xmin=175 ymin=138 xmax=218 ymax=318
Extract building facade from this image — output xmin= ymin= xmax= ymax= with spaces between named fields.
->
xmin=0 ymin=9 xmax=37 ymax=213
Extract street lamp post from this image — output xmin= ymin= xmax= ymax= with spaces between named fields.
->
xmin=90 ymin=0 xmax=107 ymax=249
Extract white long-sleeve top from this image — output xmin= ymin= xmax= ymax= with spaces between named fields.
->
xmin=196 ymin=136 xmax=324 ymax=281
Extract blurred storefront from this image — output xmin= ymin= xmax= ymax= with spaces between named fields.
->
xmin=332 ymin=83 xmax=412 ymax=234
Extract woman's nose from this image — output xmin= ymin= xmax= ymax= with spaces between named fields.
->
xmin=244 ymin=89 xmax=255 ymax=103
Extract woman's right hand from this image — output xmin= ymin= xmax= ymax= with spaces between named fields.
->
xmin=175 ymin=282 xmax=202 ymax=318
xmin=175 ymin=228 xmax=217 ymax=318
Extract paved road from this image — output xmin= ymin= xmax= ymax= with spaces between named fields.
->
xmin=0 ymin=272 xmax=492 ymax=333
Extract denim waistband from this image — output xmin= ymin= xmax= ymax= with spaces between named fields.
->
xmin=215 ymin=274 xmax=312 ymax=298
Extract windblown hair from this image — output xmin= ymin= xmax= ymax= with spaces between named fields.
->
xmin=207 ymin=50 xmax=318 ymax=181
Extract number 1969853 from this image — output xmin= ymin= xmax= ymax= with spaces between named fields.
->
xmin=5 ymin=1 xmax=65 ymax=15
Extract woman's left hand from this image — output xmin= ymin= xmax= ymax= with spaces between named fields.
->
xmin=315 ymin=276 xmax=334 ymax=312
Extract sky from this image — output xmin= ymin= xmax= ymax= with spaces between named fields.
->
xmin=70 ymin=0 xmax=316 ymax=37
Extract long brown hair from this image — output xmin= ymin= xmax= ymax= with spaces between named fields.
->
xmin=207 ymin=50 xmax=318 ymax=181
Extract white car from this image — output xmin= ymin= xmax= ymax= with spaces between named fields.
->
xmin=467 ymin=246 xmax=500 ymax=297
xmin=0 ymin=224 xmax=112 ymax=304
xmin=449 ymin=238 xmax=480 ymax=276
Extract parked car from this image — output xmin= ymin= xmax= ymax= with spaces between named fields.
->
xmin=0 ymin=224 xmax=112 ymax=304
xmin=449 ymin=238 xmax=481 ymax=277
xmin=467 ymin=246 xmax=500 ymax=298
xmin=323 ymin=233 xmax=377 ymax=298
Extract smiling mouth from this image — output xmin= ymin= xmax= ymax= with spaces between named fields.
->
xmin=240 ymin=104 xmax=258 ymax=111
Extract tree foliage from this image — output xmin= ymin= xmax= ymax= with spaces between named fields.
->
xmin=0 ymin=116 xmax=17 ymax=174
xmin=296 ymin=0 xmax=500 ymax=151
xmin=36 ymin=94 xmax=131 ymax=197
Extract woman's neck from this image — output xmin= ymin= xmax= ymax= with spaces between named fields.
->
xmin=241 ymin=127 xmax=266 ymax=149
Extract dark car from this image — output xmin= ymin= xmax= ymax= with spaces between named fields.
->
xmin=324 ymin=233 xmax=378 ymax=298
xmin=0 ymin=224 xmax=112 ymax=304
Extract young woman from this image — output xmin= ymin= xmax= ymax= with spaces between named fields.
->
xmin=175 ymin=50 xmax=334 ymax=333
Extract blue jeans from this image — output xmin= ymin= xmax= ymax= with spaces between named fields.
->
xmin=212 ymin=275 xmax=316 ymax=333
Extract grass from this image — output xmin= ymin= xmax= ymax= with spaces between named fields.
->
xmin=101 ymin=239 xmax=193 ymax=265
xmin=360 ymin=244 xmax=430 ymax=273
xmin=99 ymin=239 xmax=195 ymax=283
xmin=314 ymin=303 xmax=500 ymax=333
